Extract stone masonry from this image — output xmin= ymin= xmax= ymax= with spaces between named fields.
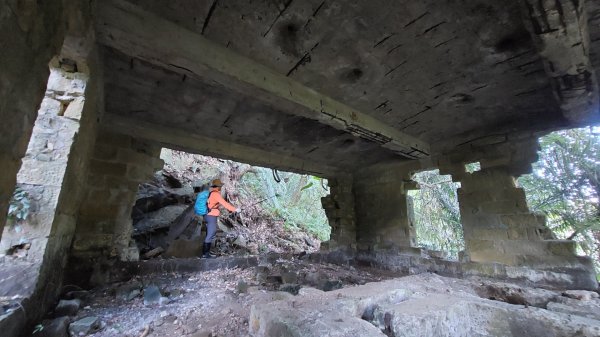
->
xmin=2 ymin=1 xmax=600 ymax=336
xmin=321 ymin=175 xmax=356 ymax=250
xmin=1 ymin=67 xmax=88 ymax=258
xmin=72 ymin=129 xmax=163 ymax=261
xmin=353 ymin=162 xmax=419 ymax=253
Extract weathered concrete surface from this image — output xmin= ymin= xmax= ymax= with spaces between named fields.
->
xmin=1 ymin=67 xmax=88 ymax=259
xmin=0 ymin=38 xmax=102 ymax=337
xmin=321 ymin=175 xmax=357 ymax=249
xmin=0 ymin=0 xmax=68 ymax=242
xmin=0 ymin=0 xmax=95 ymax=242
xmin=521 ymin=0 xmax=599 ymax=124
xmin=354 ymin=161 xmax=419 ymax=250
xmin=96 ymin=0 xmax=600 ymax=163
xmin=250 ymin=273 xmax=600 ymax=337
xmin=72 ymin=129 xmax=164 ymax=261
xmin=95 ymin=0 xmax=430 ymax=160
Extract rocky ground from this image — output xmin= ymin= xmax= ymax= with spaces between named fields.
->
xmin=29 ymin=255 xmax=600 ymax=337
xmin=30 ymin=258 xmax=395 ymax=337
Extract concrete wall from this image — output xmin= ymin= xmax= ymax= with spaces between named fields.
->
xmin=72 ymin=129 xmax=163 ymax=262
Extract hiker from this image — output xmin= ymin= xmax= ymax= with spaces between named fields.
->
xmin=194 ymin=179 xmax=240 ymax=258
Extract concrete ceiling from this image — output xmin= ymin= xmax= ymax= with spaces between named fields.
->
xmin=98 ymin=0 xmax=600 ymax=174
xmin=103 ymin=46 xmax=400 ymax=173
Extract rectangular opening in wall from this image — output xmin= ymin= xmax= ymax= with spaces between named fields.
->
xmin=465 ymin=161 xmax=481 ymax=173
xmin=407 ymin=169 xmax=465 ymax=260
xmin=517 ymin=127 xmax=600 ymax=276
xmin=131 ymin=148 xmax=330 ymax=259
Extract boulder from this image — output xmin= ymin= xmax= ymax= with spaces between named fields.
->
xmin=35 ymin=317 xmax=70 ymax=337
xmin=134 ymin=205 xmax=188 ymax=233
xmin=282 ymin=272 xmax=298 ymax=284
xmin=53 ymin=299 xmax=81 ymax=317
xmin=68 ymin=317 xmax=101 ymax=336
xmin=116 ymin=281 xmax=142 ymax=301
xmin=249 ymin=275 xmax=600 ymax=337
xmin=563 ymin=290 xmax=600 ymax=301
xmin=143 ymin=285 xmax=162 ymax=306
xmin=279 ymin=284 xmax=301 ymax=295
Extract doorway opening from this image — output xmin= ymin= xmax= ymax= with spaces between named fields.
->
xmin=130 ymin=148 xmax=330 ymax=259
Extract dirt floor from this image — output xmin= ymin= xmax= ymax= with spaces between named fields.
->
xmin=43 ymin=259 xmax=399 ymax=337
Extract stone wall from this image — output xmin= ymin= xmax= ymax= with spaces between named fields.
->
xmin=1 ymin=67 xmax=88 ymax=257
xmin=353 ymin=162 xmax=419 ymax=252
xmin=0 ymin=0 xmax=94 ymax=242
xmin=0 ymin=40 xmax=103 ymax=335
xmin=0 ymin=0 xmax=70 ymax=241
xmin=321 ymin=175 xmax=356 ymax=250
xmin=72 ymin=130 xmax=163 ymax=261
xmin=435 ymin=137 xmax=598 ymax=289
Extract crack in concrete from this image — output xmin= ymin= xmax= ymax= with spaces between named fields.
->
xmin=374 ymin=33 xmax=395 ymax=48
xmin=421 ymin=21 xmax=447 ymax=36
xmin=303 ymin=1 xmax=326 ymax=30
xmin=404 ymin=11 xmax=429 ymax=28
xmin=201 ymin=0 xmax=219 ymax=35
xmin=263 ymin=0 xmax=294 ymax=37
xmin=384 ymin=60 xmax=407 ymax=77
xmin=387 ymin=43 xmax=403 ymax=55
xmin=286 ymin=42 xmax=319 ymax=76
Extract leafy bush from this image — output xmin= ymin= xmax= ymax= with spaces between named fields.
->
xmin=8 ymin=186 xmax=31 ymax=225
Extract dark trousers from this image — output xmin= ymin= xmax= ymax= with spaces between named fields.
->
xmin=204 ymin=215 xmax=218 ymax=243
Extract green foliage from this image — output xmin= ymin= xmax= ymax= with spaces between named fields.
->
xmin=465 ymin=162 xmax=481 ymax=174
xmin=408 ymin=170 xmax=464 ymax=259
xmin=518 ymin=128 xmax=600 ymax=272
xmin=240 ymin=169 xmax=331 ymax=240
xmin=8 ymin=186 xmax=31 ymax=225
xmin=32 ymin=324 xmax=44 ymax=334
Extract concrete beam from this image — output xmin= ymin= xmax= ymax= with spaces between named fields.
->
xmin=95 ymin=0 xmax=430 ymax=159
xmin=520 ymin=0 xmax=600 ymax=124
xmin=102 ymin=114 xmax=339 ymax=177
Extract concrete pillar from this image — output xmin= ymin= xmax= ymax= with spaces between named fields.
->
xmin=72 ymin=130 xmax=163 ymax=261
xmin=1 ymin=67 xmax=92 ymax=257
xmin=321 ymin=175 xmax=356 ymax=250
xmin=457 ymin=166 xmax=562 ymax=265
xmin=353 ymin=162 xmax=418 ymax=252
xmin=0 ymin=38 xmax=103 ymax=333
xmin=439 ymin=137 xmax=597 ymax=289
xmin=0 ymin=1 xmax=71 ymax=241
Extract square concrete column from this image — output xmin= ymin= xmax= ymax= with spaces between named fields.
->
xmin=321 ymin=175 xmax=356 ymax=250
xmin=353 ymin=162 xmax=418 ymax=252
xmin=72 ymin=129 xmax=164 ymax=261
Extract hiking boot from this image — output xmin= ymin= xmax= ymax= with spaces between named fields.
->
xmin=201 ymin=243 xmax=216 ymax=259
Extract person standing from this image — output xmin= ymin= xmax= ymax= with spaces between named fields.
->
xmin=202 ymin=179 xmax=240 ymax=258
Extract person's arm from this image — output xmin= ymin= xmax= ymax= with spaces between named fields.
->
xmin=215 ymin=193 xmax=237 ymax=212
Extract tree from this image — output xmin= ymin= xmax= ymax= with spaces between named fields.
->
xmin=518 ymin=127 xmax=600 ymax=272
xmin=408 ymin=170 xmax=464 ymax=258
